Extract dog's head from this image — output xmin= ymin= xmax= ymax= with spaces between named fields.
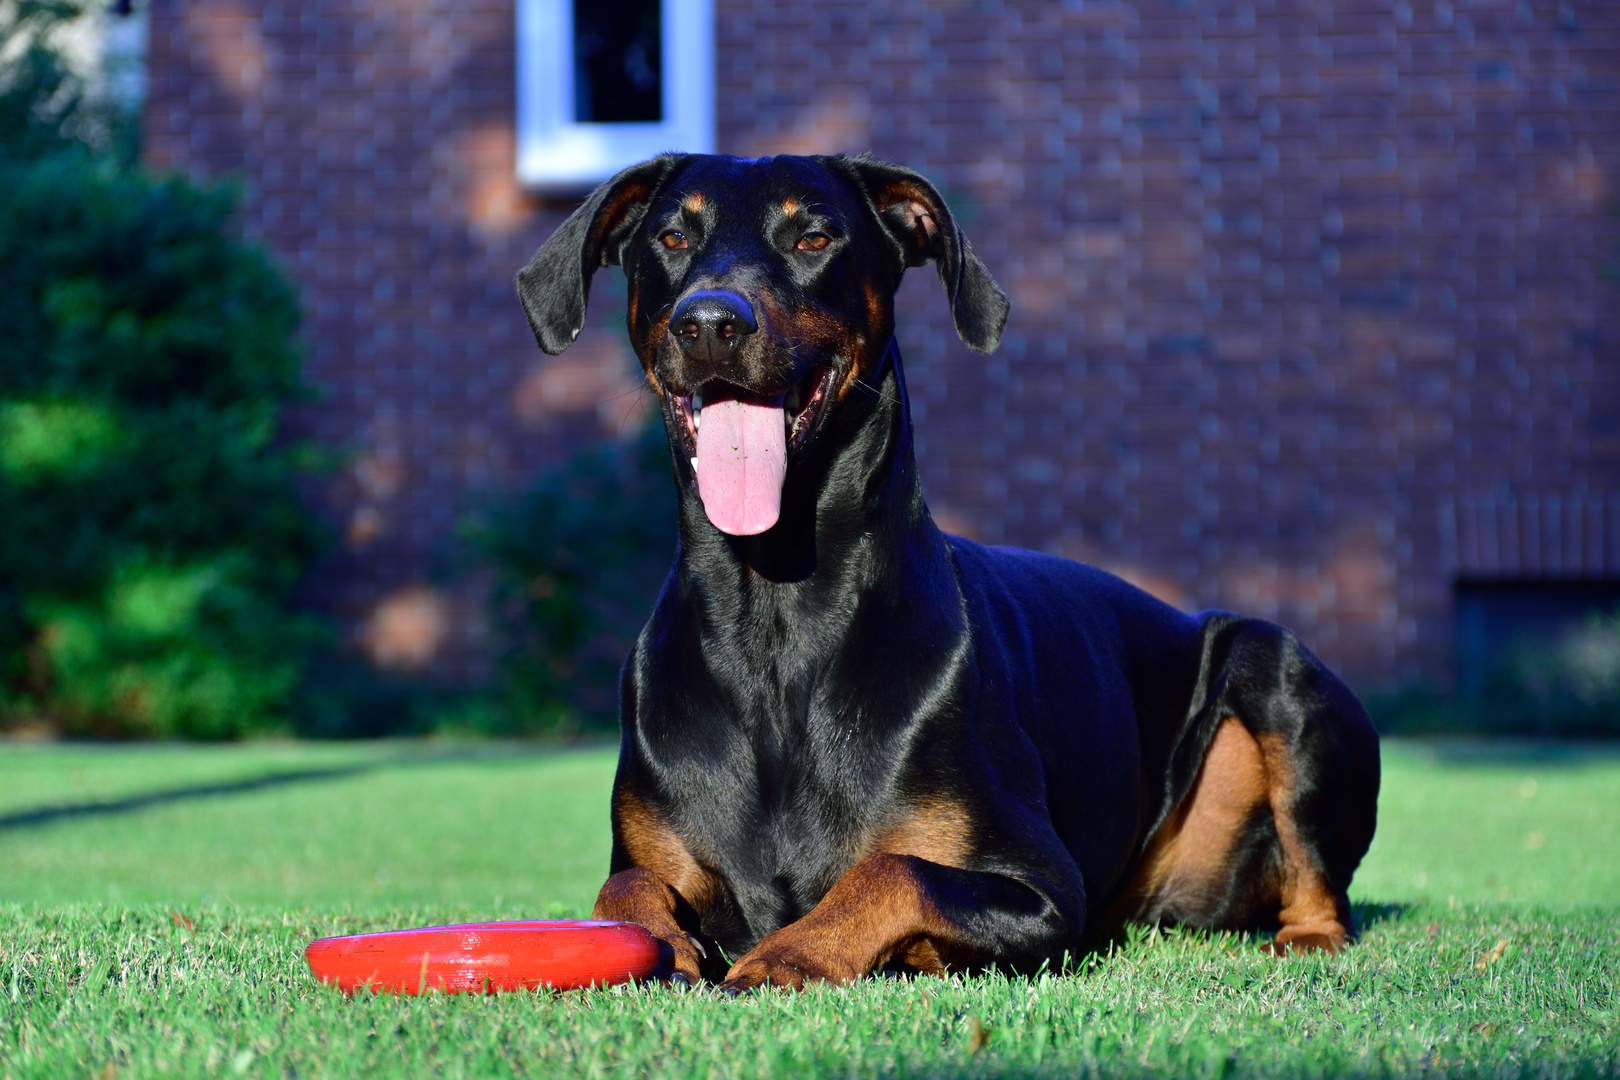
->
xmin=516 ymin=154 xmax=1009 ymax=537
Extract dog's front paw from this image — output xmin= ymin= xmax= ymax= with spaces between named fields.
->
xmin=654 ymin=932 xmax=708 ymax=985
xmin=718 ymin=940 xmax=853 ymax=993
xmin=718 ymin=953 xmax=810 ymax=993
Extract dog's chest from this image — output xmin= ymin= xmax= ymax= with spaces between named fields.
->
xmin=660 ymin=704 xmax=908 ymax=945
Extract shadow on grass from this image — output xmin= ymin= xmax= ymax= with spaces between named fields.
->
xmin=0 ymin=743 xmax=602 ymax=833
xmin=1351 ymin=901 xmax=1410 ymax=933
xmin=1079 ymin=901 xmax=1412 ymax=960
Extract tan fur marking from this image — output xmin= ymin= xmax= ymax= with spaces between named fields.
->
xmin=835 ymin=291 xmax=887 ymax=404
xmin=683 ymin=191 xmax=705 ymax=213
xmin=721 ymin=853 xmax=983 ymax=990
xmin=637 ymin=306 xmax=671 ymax=390
xmin=871 ymin=184 xmax=942 ymax=252
xmin=782 ymin=196 xmax=801 ymax=216
xmin=1257 ymin=732 xmax=1349 ymax=951
xmin=754 ymin=290 xmax=790 ymax=335
xmin=824 ymin=280 xmax=892 ymax=402
xmin=871 ymin=181 xmax=933 ymax=215
xmin=720 ymin=798 xmax=978 ymax=989
xmin=837 ymin=358 xmax=866 ymax=400
xmin=744 ymin=290 xmax=878 ymax=404
xmin=1173 ymin=719 xmax=1270 ymax=880
xmin=1103 ymin=717 xmax=1268 ymax=926
xmin=876 ymin=797 xmax=973 ymax=868
xmin=595 ymin=790 xmax=720 ymax=982
xmin=615 ymin=789 xmax=719 ymax=912
xmin=863 ymin=280 xmax=888 ymax=338
xmin=832 ymin=281 xmax=891 ymax=401
xmin=1105 ymin=718 xmax=1350 ymax=953
xmin=592 ymin=867 xmax=707 ymax=982
xmin=592 ymin=181 xmax=654 ymax=250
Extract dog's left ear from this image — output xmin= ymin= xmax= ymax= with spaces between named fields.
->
xmin=516 ymin=154 xmax=689 ymax=355
xmin=832 ymin=155 xmax=1010 ymax=354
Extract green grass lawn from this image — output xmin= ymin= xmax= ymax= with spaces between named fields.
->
xmin=1 ymin=738 xmax=1616 ymax=1078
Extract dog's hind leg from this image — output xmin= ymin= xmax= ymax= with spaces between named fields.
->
xmin=1249 ymin=729 xmax=1360 ymax=954
xmin=1109 ymin=617 xmax=1379 ymax=954
xmin=1214 ymin=618 xmax=1381 ymax=954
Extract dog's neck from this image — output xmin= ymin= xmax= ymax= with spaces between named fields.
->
xmin=671 ymin=339 xmax=947 ymax=595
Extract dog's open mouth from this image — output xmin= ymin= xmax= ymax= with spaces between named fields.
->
xmin=673 ymin=365 xmax=833 ymax=536
xmin=674 ymin=365 xmax=833 ymax=452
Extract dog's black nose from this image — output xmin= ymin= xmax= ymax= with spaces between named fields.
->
xmin=672 ymin=290 xmax=757 ymax=363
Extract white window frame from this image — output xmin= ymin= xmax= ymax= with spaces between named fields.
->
xmin=516 ymin=0 xmax=714 ymax=189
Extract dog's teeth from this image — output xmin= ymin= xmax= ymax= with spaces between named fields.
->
xmin=692 ymin=390 xmax=703 ymax=412
xmin=693 ymin=410 xmax=700 ymax=431
xmin=690 ymin=456 xmax=699 ymax=471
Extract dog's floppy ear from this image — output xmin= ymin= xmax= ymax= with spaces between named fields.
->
xmin=515 ymin=155 xmax=687 ymax=355
xmin=833 ymin=155 xmax=1010 ymax=354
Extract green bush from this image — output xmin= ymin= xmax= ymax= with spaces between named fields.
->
xmin=468 ymin=418 xmax=676 ymax=735
xmin=0 ymin=7 xmax=324 ymax=738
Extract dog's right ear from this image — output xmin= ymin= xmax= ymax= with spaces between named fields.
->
xmin=515 ymin=155 xmax=687 ymax=355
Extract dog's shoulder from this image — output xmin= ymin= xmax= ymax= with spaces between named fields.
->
xmin=942 ymin=533 xmax=1194 ymax=629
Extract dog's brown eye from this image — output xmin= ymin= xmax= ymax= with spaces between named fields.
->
xmin=661 ymin=231 xmax=688 ymax=250
xmin=797 ymin=233 xmax=831 ymax=252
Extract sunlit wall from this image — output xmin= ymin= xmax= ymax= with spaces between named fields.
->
xmin=143 ymin=0 xmax=1620 ymax=689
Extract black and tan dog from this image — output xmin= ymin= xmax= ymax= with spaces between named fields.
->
xmin=516 ymin=153 xmax=1380 ymax=993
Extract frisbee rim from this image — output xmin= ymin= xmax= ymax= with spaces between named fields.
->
xmin=304 ymin=918 xmax=661 ymax=994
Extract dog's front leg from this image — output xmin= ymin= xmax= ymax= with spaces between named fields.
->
xmin=719 ymin=853 xmax=1075 ymax=992
xmin=592 ymin=867 xmax=711 ymax=984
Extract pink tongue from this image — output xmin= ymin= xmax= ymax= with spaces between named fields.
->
xmin=693 ymin=394 xmax=786 ymax=536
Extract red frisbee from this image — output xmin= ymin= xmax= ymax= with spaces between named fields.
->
xmin=304 ymin=920 xmax=660 ymax=994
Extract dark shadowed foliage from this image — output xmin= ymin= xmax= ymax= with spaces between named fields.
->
xmin=1368 ymin=605 xmax=1620 ymax=738
xmin=468 ymin=418 xmax=677 ymax=735
xmin=0 ymin=1 xmax=326 ymax=738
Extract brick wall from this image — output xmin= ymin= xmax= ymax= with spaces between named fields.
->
xmin=144 ymin=0 xmax=1620 ymax=688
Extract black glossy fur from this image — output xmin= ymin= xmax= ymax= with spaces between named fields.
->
xmin=516 ymin=154 xmax=1381 ymax=987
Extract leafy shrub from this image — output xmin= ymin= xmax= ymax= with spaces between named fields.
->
xmin=469 ymin=418 xmax=677 ymax=735
xmin=0 ymin=8 xmax=324 ymax=737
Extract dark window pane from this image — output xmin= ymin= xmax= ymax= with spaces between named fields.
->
xmin=574 ymin=0 xmax=662 ymax=124
xmin=1454 ymin=578 xmax=1620 ymax=693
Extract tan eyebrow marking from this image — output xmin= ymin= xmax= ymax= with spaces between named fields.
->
xmin=683 ymin=191 xmax=706 ymax=213
xmin=782 ymin=197 xmax=801 ymax=216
